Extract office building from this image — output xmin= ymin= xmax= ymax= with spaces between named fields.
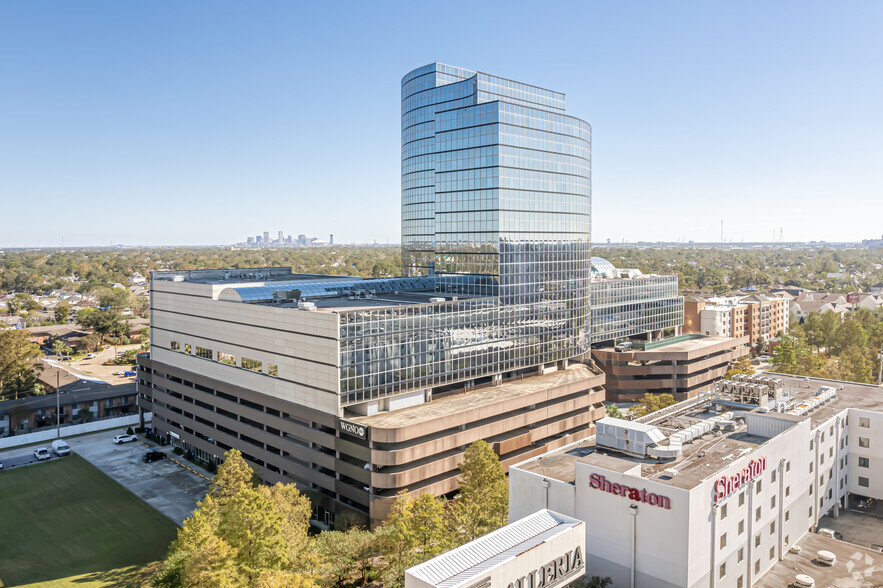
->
xmin=592 ymin=334 xmax=751 ymax=402
xmin=138 ymin=63 xmax=608 ymax=526
xmin=509 ymin=375 xmax=883 ymax=587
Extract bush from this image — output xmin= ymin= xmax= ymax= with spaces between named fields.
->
xmin=206 ymin=461 xmax=217 ymax=474
xmin=126 ymin=426 xmax=135 ymax=436
xmin=172 ymin=447 xmax=183 ymax=456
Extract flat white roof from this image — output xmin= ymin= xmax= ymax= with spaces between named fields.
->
xmin=406 ymin=509 xmax=582 ymax=588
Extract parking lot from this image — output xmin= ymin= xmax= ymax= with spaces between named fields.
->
xmin=819 ymin=507 xmax=883 ymax=552
xmin=0 ymin=428 xmax=210 ymax=525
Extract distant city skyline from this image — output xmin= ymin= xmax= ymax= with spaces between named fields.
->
xmin=1 ymin=1 xmax=881 ymax=247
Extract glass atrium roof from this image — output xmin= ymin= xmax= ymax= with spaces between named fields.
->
xmin=591 ymin=257 xmax=619 ymax=279
xmin=219 ymin=276 xmax=436 ymax=303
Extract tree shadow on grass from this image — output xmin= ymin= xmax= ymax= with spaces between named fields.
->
xmin=69 ymin=562 xmax=160 ymax=587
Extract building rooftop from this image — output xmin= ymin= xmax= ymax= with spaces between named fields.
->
xmin=756 ymin=532 xmax=883 ymax=587
xmin=594 ymin=334 xmax=745 ymax=355
xmin=515 ymin=374 xmax=883 ymax=491
xmin=350 ymin=363 xmax=601 ymax=430
xmin=405 ymin=509 xmax=583 ymax=588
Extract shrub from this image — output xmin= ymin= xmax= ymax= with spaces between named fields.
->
xmin=126 ymin=426 xmax=135 ymax=436
xmin=172 ymin=447 xmax=183 ymax=456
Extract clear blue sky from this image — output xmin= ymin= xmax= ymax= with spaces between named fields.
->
xmin=1 ymin=1 xmax=881 ymax=247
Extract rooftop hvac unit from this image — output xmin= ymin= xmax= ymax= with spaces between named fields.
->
xmin=794 ymin=574 xmax=814 ymax=587
xmin=297 ymin=301 xmax=316 ymax=311
xmin=429 ymin=297 xmax=445 ymax=303
xmin=595 ymin=417 xmax=666 ymax=458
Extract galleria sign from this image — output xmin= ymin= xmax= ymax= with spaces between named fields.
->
xmin=714 ymin=457 xmax=766 ymax=503
xmin=589 ymin=474 xmax=671 ymax=509
xmin=506 ymin=546 xmax=584 ymax=588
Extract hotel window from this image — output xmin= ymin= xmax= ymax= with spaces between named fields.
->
xmin=719 ymin=563 xmax=726 ymax=579
xmin=829 ymin=447 xmax=833 ymax=458
xmin=770 ymin=521 xmax=775 ymax=535
xmin=721 ymin=504 xmax=727 ymax=519
xmin=809 ymin=485 xmax=813 ymax=496
xmin=755 ymin=534 xmax=761 ymax=547
xmin=784 ymin=535 xmax=789 ymax=546
xmin=769 ymin=546 xmax=775 ymax=560
xmin=756 ymin=507 xmax=761 ymax=521
xmin=241 ymin=357 xmax=262 ymax=372
xmin=830 ymin=425 xmax=834 ymax=436
xmin=268 ymin=364 xmax=278 ymax=377
xmin=738 ymin=519 xmax=745 ymax=535
xmin=859 ymin=457 xmax=869 ymax=468
xmin=770 ymin=470 xmax=776 ymax=483
xmin=859 ymin=417 xmax=870 ymax=428
xmin=809 ymin=462 xmax=813 ymax=473
xmin=859 ymin=437 xmax=870 ymax=448
xmin=754 ymin=560 xmax=760 ymax=574
xmin=720 ymin=533 xmax=727 ymax=549
xmin=859 ymin=477 xmax=870 ymax=488
xmin=810 ymin=440 xmax=814 ymax=451
xmin=217 ymin=352 xmax=236 ymax=366
xmin=195 ymin=346 xmax=212 ymax=360
xmin=785 ymin=510 xmax=790 ymax=522
xmin=756 ymin=480 xmax=762 ymax=494
xmin=737 ymin=547 xmax=744 ymax=563
xmin=184 ymin=343 xmax=191 ymax=354
xmin=737 ymin=576 xmax=744 ymax=588
xmin=821 ymin=432 xmax=825 ymax=443
xmin=739 ymin=492 xmax=745 ymax=507
xmin=786 ymin=485 xmax=790 ymax=497
xmin=171 ymin=341 xmax=180 ymax=351
xmin=820 ymin=454 xmax=825 ymax=465
xmin=770 ymin=496 xmax=776 ymax=509
xmin=786 ymin=461 xmax=791 ymax=472
xmin=808 ymin=507 xmax=813 ymax=518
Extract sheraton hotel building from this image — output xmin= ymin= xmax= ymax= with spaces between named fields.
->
xmin=136 ymin=63 xmax=683 ymax=526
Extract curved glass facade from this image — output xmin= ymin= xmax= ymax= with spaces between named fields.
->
xmin=336 ymin=63 xmax=593 ymax=406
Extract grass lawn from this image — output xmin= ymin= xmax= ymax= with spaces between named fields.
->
xmin=0 ymin=454 xmax=178 ymax=587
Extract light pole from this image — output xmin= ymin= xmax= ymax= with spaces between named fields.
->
xmin=56 ymin=370 xmax=61 ymax=439
xmin=629 ymin=504 xmax=638 ymax=588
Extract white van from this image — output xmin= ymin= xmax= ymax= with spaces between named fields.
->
xmin=52 ymin=439 xmax=71 ymax=456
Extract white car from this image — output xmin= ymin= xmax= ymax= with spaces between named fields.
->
xmin=34 ymin=447 xmax=51 ymax=461
xmin=84 ymin=353 xmax=97 ymax=360
xmin=113 ymin=434 xmax=137 ymax=444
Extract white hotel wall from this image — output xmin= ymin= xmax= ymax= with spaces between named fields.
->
xmin=509 ymin=416 xmax=817 ymax=588
xmin=848 ymin=409 xmax=883 ymax=500
xmin=149 ymin=283 xmax=341 ymax=415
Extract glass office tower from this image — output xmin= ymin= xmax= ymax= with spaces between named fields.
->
xmin=397 ymin=64 xmax=592 ymax=394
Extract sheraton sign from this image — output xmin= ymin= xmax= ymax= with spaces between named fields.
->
xmin=714 ymin=457 xmax=766 ymax=503
xmin=589 ymin=474 xmax=671 ymax=509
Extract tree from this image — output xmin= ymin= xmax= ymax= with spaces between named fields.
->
xmin=837 ymin=345 xmax=874 ymax=384
xmin=77 ymin=308 xmax=123 ymax=343
xmin=725 ymin=356 xmax=754 ymax=379
xmin=53 ymin=339 xmax=72 ymax=360
xmin=54 ymin=301 xmax=70 ymax=324
xmin=452 ymin=440 xmax=509 ymax=543
xmin=154 ymin=449 xmax=320 ymax=587
xmin=378 ymin=491 xmax=449 ymax=588
xmin=315 ymin=528 xmax=376 ymax=586
xmin=770 ymin=334 xmax=807 ymax=374
xmin=631 ymin=393 xmax=677 ymax=418
xmin=605 ymin=404 xmax=623 ymax=419
xmin=0 ymin=328 xmax=42 ymax=399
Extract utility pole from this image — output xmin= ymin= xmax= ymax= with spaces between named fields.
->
xmin=56 ymin=370 xmax=61 ymax=439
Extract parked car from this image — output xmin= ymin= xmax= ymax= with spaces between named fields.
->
xmin=34 ymin=447 xmax=51 ymax=461
xmin=84 ymin=353 xmax=97 ymax=360
xmin=143 ymin=450 xmax=165 ymax=463
xmin=123 ymin=371 xmax=137 ymax=377
xmin=113 ymin=434 xmax=137 ymax=444
xmin=0 ymin=461 xmax=3 ymax=470
xmin=52 ymin=439 xmax=71 ymax=456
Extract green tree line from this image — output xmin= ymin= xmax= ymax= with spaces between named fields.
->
xmin=154 ymin=440 xmax=508 ymax=588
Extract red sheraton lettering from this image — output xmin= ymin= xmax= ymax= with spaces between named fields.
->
xmin=588 ymin=474 xmax=671 ymax=509
xmin=714 ymin=457 xmax=766 ymax=503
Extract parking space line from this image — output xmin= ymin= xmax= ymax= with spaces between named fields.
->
xmin=136 ymin=439 xmax=211 ymax=481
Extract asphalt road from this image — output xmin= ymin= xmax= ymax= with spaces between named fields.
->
xmin=1 ymin=450 xmax=56 ymax=469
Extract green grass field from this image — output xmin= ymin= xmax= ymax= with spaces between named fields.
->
xmin=0 ymin=454 xmax=178 ymax=587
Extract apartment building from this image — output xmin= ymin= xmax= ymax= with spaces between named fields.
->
xmin=685 ymin=294 xmax=789 ymax=348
